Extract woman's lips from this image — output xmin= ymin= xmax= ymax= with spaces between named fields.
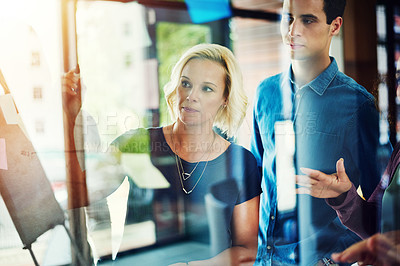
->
xmin=183 ymin=106 xmax=198 ymax=113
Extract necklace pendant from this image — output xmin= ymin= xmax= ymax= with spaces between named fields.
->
xmin=182 ymin=172 xmax=191 ymax=180
xmin=182 ymin=187 xmax=191 ymax=194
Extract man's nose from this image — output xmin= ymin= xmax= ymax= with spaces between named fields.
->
xmin=288 ymin=19 xmax=301 ymax=37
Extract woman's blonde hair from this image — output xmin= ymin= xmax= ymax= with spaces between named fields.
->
xmin=164 ymin=43 xmax=247 ymax=138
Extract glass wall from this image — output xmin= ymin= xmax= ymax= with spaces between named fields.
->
xmin=0 ymin=0 xmax=398 ymax=265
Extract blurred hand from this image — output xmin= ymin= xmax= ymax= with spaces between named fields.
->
xmin=296 ymin=158 xmax=352 ymax=198
xmin=62 ymin=64 xmax=82 ymax=123
xmin=331 ymin=231 xmax=400 ymax=266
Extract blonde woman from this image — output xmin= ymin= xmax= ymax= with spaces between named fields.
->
xmin=63 ymin=44 xmax=261 ymax=265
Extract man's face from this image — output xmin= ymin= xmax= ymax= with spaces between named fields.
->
xmin=280 ymin=0 xmax=335 ymax=61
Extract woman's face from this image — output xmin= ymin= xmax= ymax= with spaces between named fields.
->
xmin=176 ymin=58 xmax=227 ymax=128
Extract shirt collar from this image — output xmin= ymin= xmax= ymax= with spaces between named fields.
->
xmin=284 ymin=57 xmax=338 ymax=96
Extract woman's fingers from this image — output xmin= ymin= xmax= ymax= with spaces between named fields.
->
xmin=296 ymin=175 xmax=316 ymax=187
xmin=62 ymin=70 xmax=80 ymax=95
xmin=335 ymin=158 xmax=351 ymax=187
xmin=298 ymin=168 xmax=333 ymax=185
xmin=331 ymin=252 xmax=342 ymax=262
xmin=332 ymin=240 xmax=369 ymax=263
xmin=296 ymin=158 xmax=353 ymax=198
xmin=61 ymin=67 xmax=83 ymax=120
xmin=332 ymin=233 xmax=400 ymax=266
xmin=296 ymin=187 xmax=311 ymax=195
xmin=296 ymin=172 xmax=343 ymax=198
xmin=300 ymin=167 xmax=333 ymax=183
xmin=368 ymin=233 xmax=400 ymax=265
xmin=299 ymin=167 xmax=322 ymax=178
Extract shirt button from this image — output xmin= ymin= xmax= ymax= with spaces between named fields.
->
xmin=271 ymin=215 xmax=275 ymax=220
xmin=267 ymin=245 xmax=272 ymax=250
xmin=296 ymin=94 xmax=300 ymax=99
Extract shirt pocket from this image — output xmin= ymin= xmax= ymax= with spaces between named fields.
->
xmin=295 ymin=130 xmax=341 ymax=173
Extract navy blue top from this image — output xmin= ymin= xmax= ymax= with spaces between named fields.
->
xmin=113 ymin=127 xmax=262 ymax=257
xmin=250 ymin=58 xmax=380 ymax=265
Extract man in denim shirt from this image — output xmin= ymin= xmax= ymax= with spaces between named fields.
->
xmin=250 ymin=0 xmax=380 ymax=265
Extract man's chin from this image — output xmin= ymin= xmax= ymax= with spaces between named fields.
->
xmin=290 ymin=53 xmax=308 ymax=61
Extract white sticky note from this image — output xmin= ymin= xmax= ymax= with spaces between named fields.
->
xmin=0 ymin=95 xmax=30 ymax=140
xmin=275 ymin=120 xmax=296 ymax=212
xmin=0 ymin=94 xmax=18 ymax=125
xmin=107 ymin=176 xmax=130 ymax=260
xmin=121 ymin=153 xmax=170 ymax=189
xmin=0 ymin=138 xmax=8 ymax=170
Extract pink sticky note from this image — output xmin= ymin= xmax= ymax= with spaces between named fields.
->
xmin=0 ymin=138 xmax=8 ymax=170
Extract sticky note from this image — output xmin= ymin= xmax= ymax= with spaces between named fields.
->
xmin=185 ymin=0 xmax=232 ymax=24
xmin=275 ymin=120 xmax=296 ymax=212
xmin=0 ymin=95 xmax=30 ymax=140
xmin=0 ymin=138 xmax=8 ymax=170
xmin=107 ymin=176 xmax=130 ymax=260
xmin=0 ymin=94 xmax=18 ymax=125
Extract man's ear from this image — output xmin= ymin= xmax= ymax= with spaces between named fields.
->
xmin=330 ymin=16 xmax=343 ymax=36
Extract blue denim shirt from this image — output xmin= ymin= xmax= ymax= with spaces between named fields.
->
xmin=251 ymin=58 xmax=380 ymax=265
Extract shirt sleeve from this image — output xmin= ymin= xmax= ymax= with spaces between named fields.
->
xmin=326 ymin=183 xmax=380 ymax=239
xmin=326 ymin=143 xmax=399 ymax=239
xmin=236 ymin=150 xmax=262 ymax=205
xmin=343 ymin=97 xmax=380 ymax=199
xmin=250 ymin=85 xmax=264 ymax=175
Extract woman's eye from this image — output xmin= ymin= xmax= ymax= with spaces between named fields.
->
xmin=181 ymin=80 xmax=191 ymax=88
xmin=203 ymin=86 xmax=213 ymax=92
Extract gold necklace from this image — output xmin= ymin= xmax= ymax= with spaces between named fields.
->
xmin=170 ymin=123 xmax=216 ymax=194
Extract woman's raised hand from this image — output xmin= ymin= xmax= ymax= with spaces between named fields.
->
xmin=296 ymin=158 xmax=353 ymax=198
xmin=61 ymin=64 xmax=82 ymax=123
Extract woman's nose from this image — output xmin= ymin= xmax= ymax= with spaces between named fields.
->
xmin=186 ymin=87 xmax=199 ymax=102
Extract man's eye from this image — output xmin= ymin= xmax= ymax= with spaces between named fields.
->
xmin=303 ymin=19 xmax=314 ymax=24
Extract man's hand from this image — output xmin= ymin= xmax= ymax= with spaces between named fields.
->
xmin=296 ymin=158 xmax=352 ymax=198
xmin=331 ymin=231 xmax=400 ymax=265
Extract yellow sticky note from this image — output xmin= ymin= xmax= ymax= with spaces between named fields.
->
xmin=0 ymin=138 xmax=8 ymax=170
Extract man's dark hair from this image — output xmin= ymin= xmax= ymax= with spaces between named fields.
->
xmin=323 ymin=0 xmax=346 ymax=24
